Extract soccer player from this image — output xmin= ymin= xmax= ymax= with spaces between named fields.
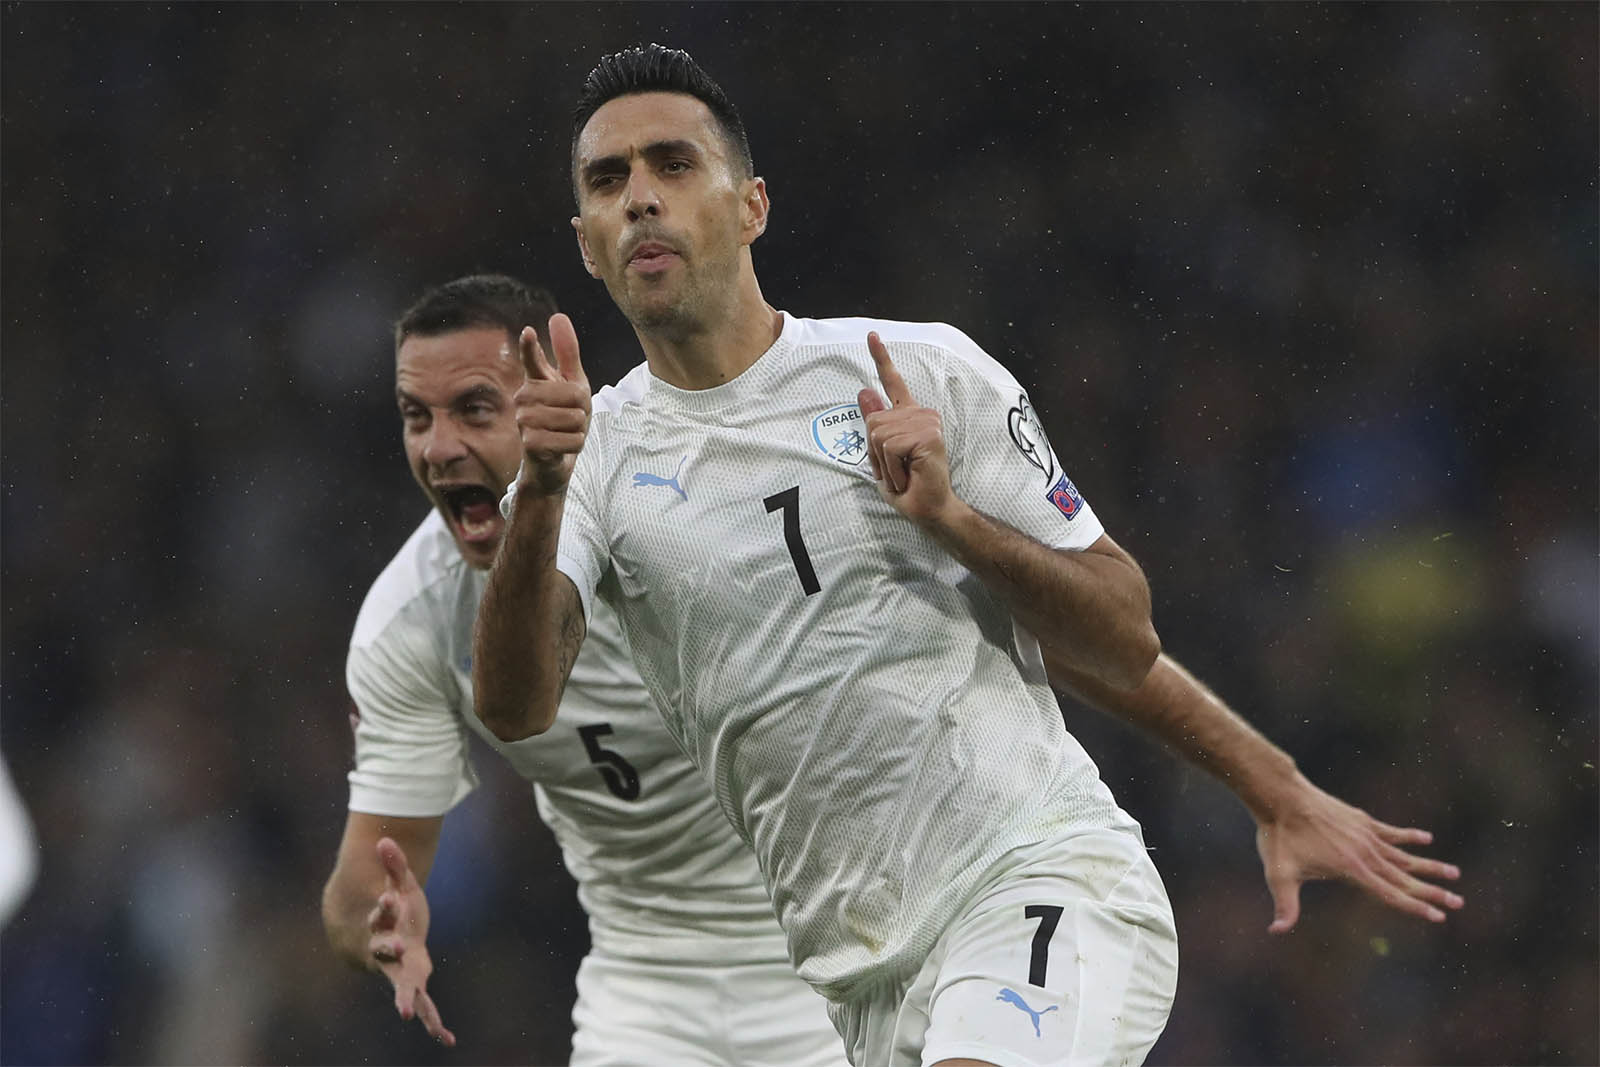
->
xmin=0 ymin=750 xmax=37 ymax=928
xmin=320 ymin=274 xmax=847 ymax=1066
xmin=475 ymin=47 xmax=1461 ymax=1067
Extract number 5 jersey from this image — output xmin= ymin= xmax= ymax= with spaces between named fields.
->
xmin=345 ymin=508 xmax=801 ymax=968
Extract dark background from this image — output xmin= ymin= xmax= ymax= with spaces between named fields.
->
xmin=2 ymin=3 xmax=1595 ymax=1064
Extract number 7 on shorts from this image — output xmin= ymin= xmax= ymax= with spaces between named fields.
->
xmin=1024 ymin=904 xmax=1064 ymax=987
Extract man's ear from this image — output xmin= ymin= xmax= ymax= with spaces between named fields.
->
xmin=740 ymin=177 xmax=770 ymax=245
xmin=572 ymin=216 xmax=599 ymax=278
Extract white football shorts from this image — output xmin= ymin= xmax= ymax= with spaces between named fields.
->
xmin=570 ymin=952 xmax=849 ymax=1067
xmin=828 ymin=825 xmax=1178 ymax=1067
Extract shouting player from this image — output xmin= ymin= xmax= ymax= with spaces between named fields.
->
xmin=321 ymin=274 xmax=845 ymax=1066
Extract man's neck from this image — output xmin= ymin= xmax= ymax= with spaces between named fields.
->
xmin=636 ymin=278 xmax=783 ymax=391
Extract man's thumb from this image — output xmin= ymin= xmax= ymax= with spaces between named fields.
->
xmin=376 ymin=837 xmax=410 ymax=885
xmin=549 ymin=313 xmax=587 ymax=385
xmin=1267 ymin=877 xmax=1301 ymax=934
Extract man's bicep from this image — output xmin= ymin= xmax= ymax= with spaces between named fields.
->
xmin=1076 ymin=531 xmax=1142 ymax=571
xmin=941 ymin=348 xmax=1106 ymax=552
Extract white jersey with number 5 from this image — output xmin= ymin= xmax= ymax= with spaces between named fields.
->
xmin=347 ymin=510 xmax=796 ymax=965
xmin=534 ymin=312 xmax=1138 ymax=1001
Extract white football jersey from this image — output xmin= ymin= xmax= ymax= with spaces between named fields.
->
xmin=530 ymin=313 xmax=1137 ymax=1000
xmin=346 ymin=510 xmax=792 ymax=965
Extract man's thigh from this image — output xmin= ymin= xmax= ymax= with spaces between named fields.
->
xmin=572 ymin=953 xmax=845 ymax=1067
xmin=920 ymin=828 xmax=1178 ymax=1067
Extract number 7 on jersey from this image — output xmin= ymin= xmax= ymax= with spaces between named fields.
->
xmin=763 ymin=485 xmax=821 ymax=595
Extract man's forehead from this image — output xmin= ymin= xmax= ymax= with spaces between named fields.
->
xmin=576 ymin=91 xmax=723 ymax=161
xmin=396 ymin=327 xmax=521 ymax=385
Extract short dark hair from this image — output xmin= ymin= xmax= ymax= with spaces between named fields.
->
xmin=570 ymin=44 xmax=754 ymax=191
xmin=393 ymin=273 xmax=558 ymax=351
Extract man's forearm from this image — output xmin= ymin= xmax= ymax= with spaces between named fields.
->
xmin=1050 ymin=651 xmax=1304 ymax=821
xmin=927 ymin=501 xmax=1159 ymax=690
xmin=472 ymin=489 xmax=583 ymax=741
xmin=321 ymin=814 xmax=442 ymax=971
xmin=322 ymin=880 xmax=378 ymax=970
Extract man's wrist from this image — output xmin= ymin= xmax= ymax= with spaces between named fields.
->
xmin=916 ymin=492 xmax=978 ymax=550
xmin=1237 ymin=755 xmax=1307 ymax=824
xmin=515 ymin=473 xmax=570 ymax=500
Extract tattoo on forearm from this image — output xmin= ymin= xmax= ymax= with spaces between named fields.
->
xmin=556 ymin=590 xmax=584 ymax=683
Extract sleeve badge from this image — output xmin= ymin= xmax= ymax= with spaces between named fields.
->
xmin=1045 ymin=473 xmax=1084 ymax=520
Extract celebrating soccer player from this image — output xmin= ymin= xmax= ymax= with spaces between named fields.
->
xmin=475 ymin=47 xmax=1461 ymax=1067
xmin=321 ymin=274 xmax=846 ymax=1065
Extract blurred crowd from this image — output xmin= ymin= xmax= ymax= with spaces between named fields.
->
xmin=2 ymin=4 xmax=1594 ymax=1065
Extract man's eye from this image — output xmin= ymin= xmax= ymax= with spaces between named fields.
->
xmin=664 ymin=160 xmax=689 ymax=173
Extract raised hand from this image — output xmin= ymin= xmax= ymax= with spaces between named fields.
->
xmin=515 ymin=314 xmax=592 ymax=497
xmin=1255 ymin=782 xmax=1463 ymax=934
xmin=367 ymin=837 xmax=456 ymax=1046
xmin=857 ymin=332 xmax=954 ymax=525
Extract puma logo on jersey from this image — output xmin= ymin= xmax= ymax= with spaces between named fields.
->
xmin=996 ymin=987 xmax=1058 ymax=1037
xmin=632 ymin=456 xmax=688 ymax=501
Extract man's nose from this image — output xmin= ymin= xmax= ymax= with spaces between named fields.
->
xmin=422 ymin=418 xmax=466 ymax=466
xmin=625 ymin=169 xmax=662 ymax=221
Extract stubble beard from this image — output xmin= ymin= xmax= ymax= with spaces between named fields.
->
xmin=620 ymin=267 xmax=712 ymax=346
xmin=626 ymin=248 xmax=748 ymax=347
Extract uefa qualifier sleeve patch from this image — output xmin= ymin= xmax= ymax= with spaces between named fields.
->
xmin=1006 ymin=391 xmax=1084 ymax=521
xmin=1006 ymin=393 xmax=1056 ymax=484
xmin=1046 ymin=473 xmax=1084 ymax=520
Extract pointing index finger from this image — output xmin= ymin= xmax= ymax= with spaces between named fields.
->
xmin=866 ymin=332 xmax=913 ymax=407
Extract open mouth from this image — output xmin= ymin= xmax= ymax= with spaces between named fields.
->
xmin=437 ymin=485 xmax=502 ymax=542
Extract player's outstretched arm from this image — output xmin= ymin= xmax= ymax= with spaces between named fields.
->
xmin=473 ymin=316 xmax=589 ymax=742
xmin=322 ymin=813 xmax=457 ymax=1045
xmin=858 ymin=332 xmax=1159 ymax=690
xmin=1048 ymin=652 xmax=1464 ymax=932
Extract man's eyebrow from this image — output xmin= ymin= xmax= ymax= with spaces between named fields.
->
xmin=394 ymin=384 xmax=504 ymax=408
xmin=579 ymin=139 xmax=704 ymax=183
xmin=640 ymin=139 xmax=702 ymax=161
xmin=450 ymin=384 xmax=505 ymax=407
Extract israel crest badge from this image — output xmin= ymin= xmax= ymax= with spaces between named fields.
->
xmin=811 ymin=403 xmax=868 ymax=466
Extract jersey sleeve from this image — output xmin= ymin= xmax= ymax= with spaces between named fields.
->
xmin=499 ymin=451 xmax=609 ymax=624
xmin=934 ymin=326 xmax=1105 ymax=551
xmin=345 ymin=623 xmax=477 ymax=818
xmin=555 ymin=448 xmax=610 ymax=623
